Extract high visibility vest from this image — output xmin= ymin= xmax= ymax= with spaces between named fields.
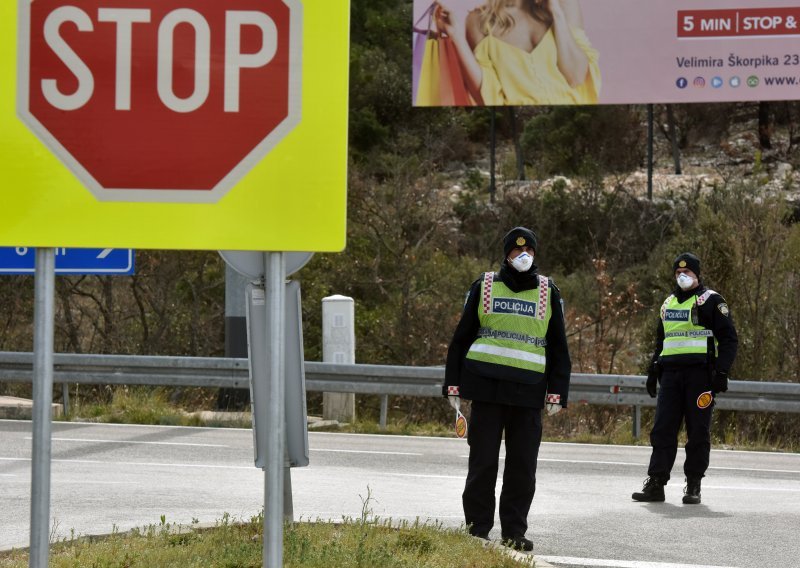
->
xmin=465 ymin=272 xmax=551 ymax=378
xmin=659 ymin=290 xmax=717 ymax=359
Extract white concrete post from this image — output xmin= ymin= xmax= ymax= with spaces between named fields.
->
xmin=322 ymin=295 xmax=355 ymax=423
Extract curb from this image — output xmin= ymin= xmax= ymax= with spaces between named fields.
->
xmin=479 ymin=536 xmax=554 ymax=567
xmin=0 ymin=396 xmax=62 ymax=420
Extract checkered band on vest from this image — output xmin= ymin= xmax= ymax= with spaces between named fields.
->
xmin=537 ymin=275 xmax=549 ymax=320
xmin=483 ymin=272 xmax=549 ymax=319
xmin=482 ymin=272 xmax=495 ymax=314
xmin=660 ymin=294 xmax=674 ymax=320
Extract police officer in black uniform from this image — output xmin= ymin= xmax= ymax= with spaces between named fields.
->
xmin=633 ymin=252 xmax=738 ymax=504
xmin=444 ymin=227 xmax=571 ymax=551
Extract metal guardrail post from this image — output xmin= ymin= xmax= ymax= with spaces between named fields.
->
xmin=61 ymin=383 xmax=69 ymax=416
xmin=632 ymin=405 xmax=641 ymax=439
xmin=379 ymin=395 xmax=388 ymax=429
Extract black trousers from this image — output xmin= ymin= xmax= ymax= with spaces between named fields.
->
xmin=647 ymin=365 xmax=714 ymax=482
xmin=462 ymin=400 xmax=542 ymax=538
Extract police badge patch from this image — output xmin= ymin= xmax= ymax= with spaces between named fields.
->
xmin=516 ymin=236 xmax=526 ymax=246
xmin=718 ymin=303 xmax=730 ymax=316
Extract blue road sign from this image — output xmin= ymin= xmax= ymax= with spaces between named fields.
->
xmin=0 ymin=248 xmax=134 ymax=275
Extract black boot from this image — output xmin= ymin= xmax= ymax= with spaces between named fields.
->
xmin=502 ymin=535 xmax=533 ymax=552
xmin=632 ymin=476 xmax=666 ymax=502
xmin=683 ymin=477 xmax=702 ymax=504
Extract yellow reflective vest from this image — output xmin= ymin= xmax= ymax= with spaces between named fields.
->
xmin=659 ymin=291 xmax=717 ymax=359
xmin=465 ymin=272 xmax=551 ymax=380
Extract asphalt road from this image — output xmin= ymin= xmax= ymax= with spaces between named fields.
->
xmin=1 ymin=419 xmax=799 ymax=568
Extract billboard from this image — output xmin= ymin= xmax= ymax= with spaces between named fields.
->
xmin=412 ymin=0 xmax=800 ymax=106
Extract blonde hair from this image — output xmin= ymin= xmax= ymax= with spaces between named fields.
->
xmin=479 ymin=0 xmax=553 ymax=36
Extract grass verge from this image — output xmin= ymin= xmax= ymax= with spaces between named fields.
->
xmin=0 ymin=514 xmax=534 ymax=568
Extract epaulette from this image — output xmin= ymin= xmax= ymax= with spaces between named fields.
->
xmin=696 ymin=289 xmax=718 ymax=306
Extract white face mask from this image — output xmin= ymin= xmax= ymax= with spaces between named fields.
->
xmin=676 ymin=273 xmax=695 ymax=290
xmin=509 ymin=252 xmax=534 ymax=272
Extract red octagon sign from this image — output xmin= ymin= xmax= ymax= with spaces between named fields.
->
xmin=18 ymin=0 xmax=301 ymax=203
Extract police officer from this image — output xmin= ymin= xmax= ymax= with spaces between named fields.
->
xmin=632 ymin=252 xmax=738 ymax=504
xmin=444 ymin=227 xmax=571 ymax=551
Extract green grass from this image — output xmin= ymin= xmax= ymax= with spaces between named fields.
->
xmin=59 ymin=387 xmax=252 ymax=429
xmin=0 ymin=514 xmax=534 ymax=568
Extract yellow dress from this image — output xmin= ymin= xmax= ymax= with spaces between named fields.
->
xmin=473 ymin=27 xmax=600 ymax=105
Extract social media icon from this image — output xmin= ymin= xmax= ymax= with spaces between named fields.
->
xmin=747 ymin=75 xmax=759 ymax=87
xmin=693 ymin=77 xmax=706 ymax=88
xmin=711 ymin=76 xmax=723 ymax=88
xmin=676 ymin=77 xmax=688 ymax=89
xmin=729 ymin=76 xmax=741 ymax=88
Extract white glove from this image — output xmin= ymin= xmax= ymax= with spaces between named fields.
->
xmin=546 ymin=403 xmax=561 ymax=416
xmin=448 ymin=395 xmax=461 ymax=411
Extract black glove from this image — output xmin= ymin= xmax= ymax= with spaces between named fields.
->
xmin=711 ymin=370 xmax=729 ymax=394
xmin=646 ymin=368 xmax=659 ymax=398
xmin=647 ymin=361 xmax=661 ymax=398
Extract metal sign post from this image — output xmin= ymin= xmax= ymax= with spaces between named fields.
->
xmin=30 ymin=248 xmax=55 ymax=568
xmin=264 ymin=252 xmax=285 ymax=568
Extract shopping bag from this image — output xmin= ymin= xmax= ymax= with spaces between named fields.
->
xmin=437 ymin=35 xmax=456 ymax=105
xmin=412 ymin=5 xmax=435 ymax=102
xmin=413 ymin=3 xmax=472 ymax=106
xmin=441 ymin=35 xmax=471 ymax=106
xmin=416 ymin=35 xmax=441 ymax=106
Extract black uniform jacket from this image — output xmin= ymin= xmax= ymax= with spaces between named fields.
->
xmin=443 ymin=263 xmax=572 ymax=408
xmin=649 ymin=284 xmax=738 ymax=374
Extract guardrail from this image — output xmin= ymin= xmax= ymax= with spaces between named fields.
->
xmin=2 ymin=351 xmax=799 ymax=435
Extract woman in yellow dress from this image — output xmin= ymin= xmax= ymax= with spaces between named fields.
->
xmin=435 ymin=0 xmax=600 ymax=105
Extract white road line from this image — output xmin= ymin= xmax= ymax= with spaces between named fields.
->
xmin=389 ymin=473 xmax=464 ymax=480
xmin=312 ymin=449 xmax=423 ymax=456
xmin=541 ymin=441 xmax=800 ymax=458
xmin=459 ymin=456 xmax=643 ymax=466
xmin=708 ymin=466 xmax=800 ymax=474
xmin=56 ymin=480 xmax=137 ymax=485
xmin=539 ymin=458 xmax=643 ymax=467
xmin=24 ymin=436 xmax=229 ymax=448
xmin=458 ymin=456 xmax=800 ymax=474
xmin=0 ymin=457 xmax=253 ymax=470
xmin=704 ymin=484 xmax=800 ymax=493
xmin=538 ymin=556 xmax=738 ymax=568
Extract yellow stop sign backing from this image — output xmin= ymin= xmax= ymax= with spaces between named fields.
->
xmin=0 ymin=0 xmax=350 ymax=252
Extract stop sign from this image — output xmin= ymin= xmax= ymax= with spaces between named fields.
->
xmin=18 ymin=0 xmax=300 ymax=202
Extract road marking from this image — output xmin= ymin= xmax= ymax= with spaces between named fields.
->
xmin=539 ymin=458 xmax=643 ymax=467
xmin=312 ymin=449 xmax=423 ymax=456
xmin=459 ymin=456 xmax=644 ymax=467
xmin=27 ymin=436 xmax=229 ymax=448
xmin=390 ymin=473 xmax=464 ymax=480
xmin=708 ymin=466 xmax=800 ymax=474
xmin=542 ymin=441 xmax=800 ymax=458
xmin=538 ymin=556 xmax=738 ymax=568
xmin=458 ymin=457 xmax=800 ymax=475
xmin=0 ymin=457 xmax=253 ymax=470
xmin=56 ymin=479 xmax=136 ymax=485
xmin=704 ymin=484 xmax=800 ymax=493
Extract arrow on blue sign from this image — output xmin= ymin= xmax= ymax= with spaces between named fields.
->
xmin=0 ymin=248 xmax=135 ymax=275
